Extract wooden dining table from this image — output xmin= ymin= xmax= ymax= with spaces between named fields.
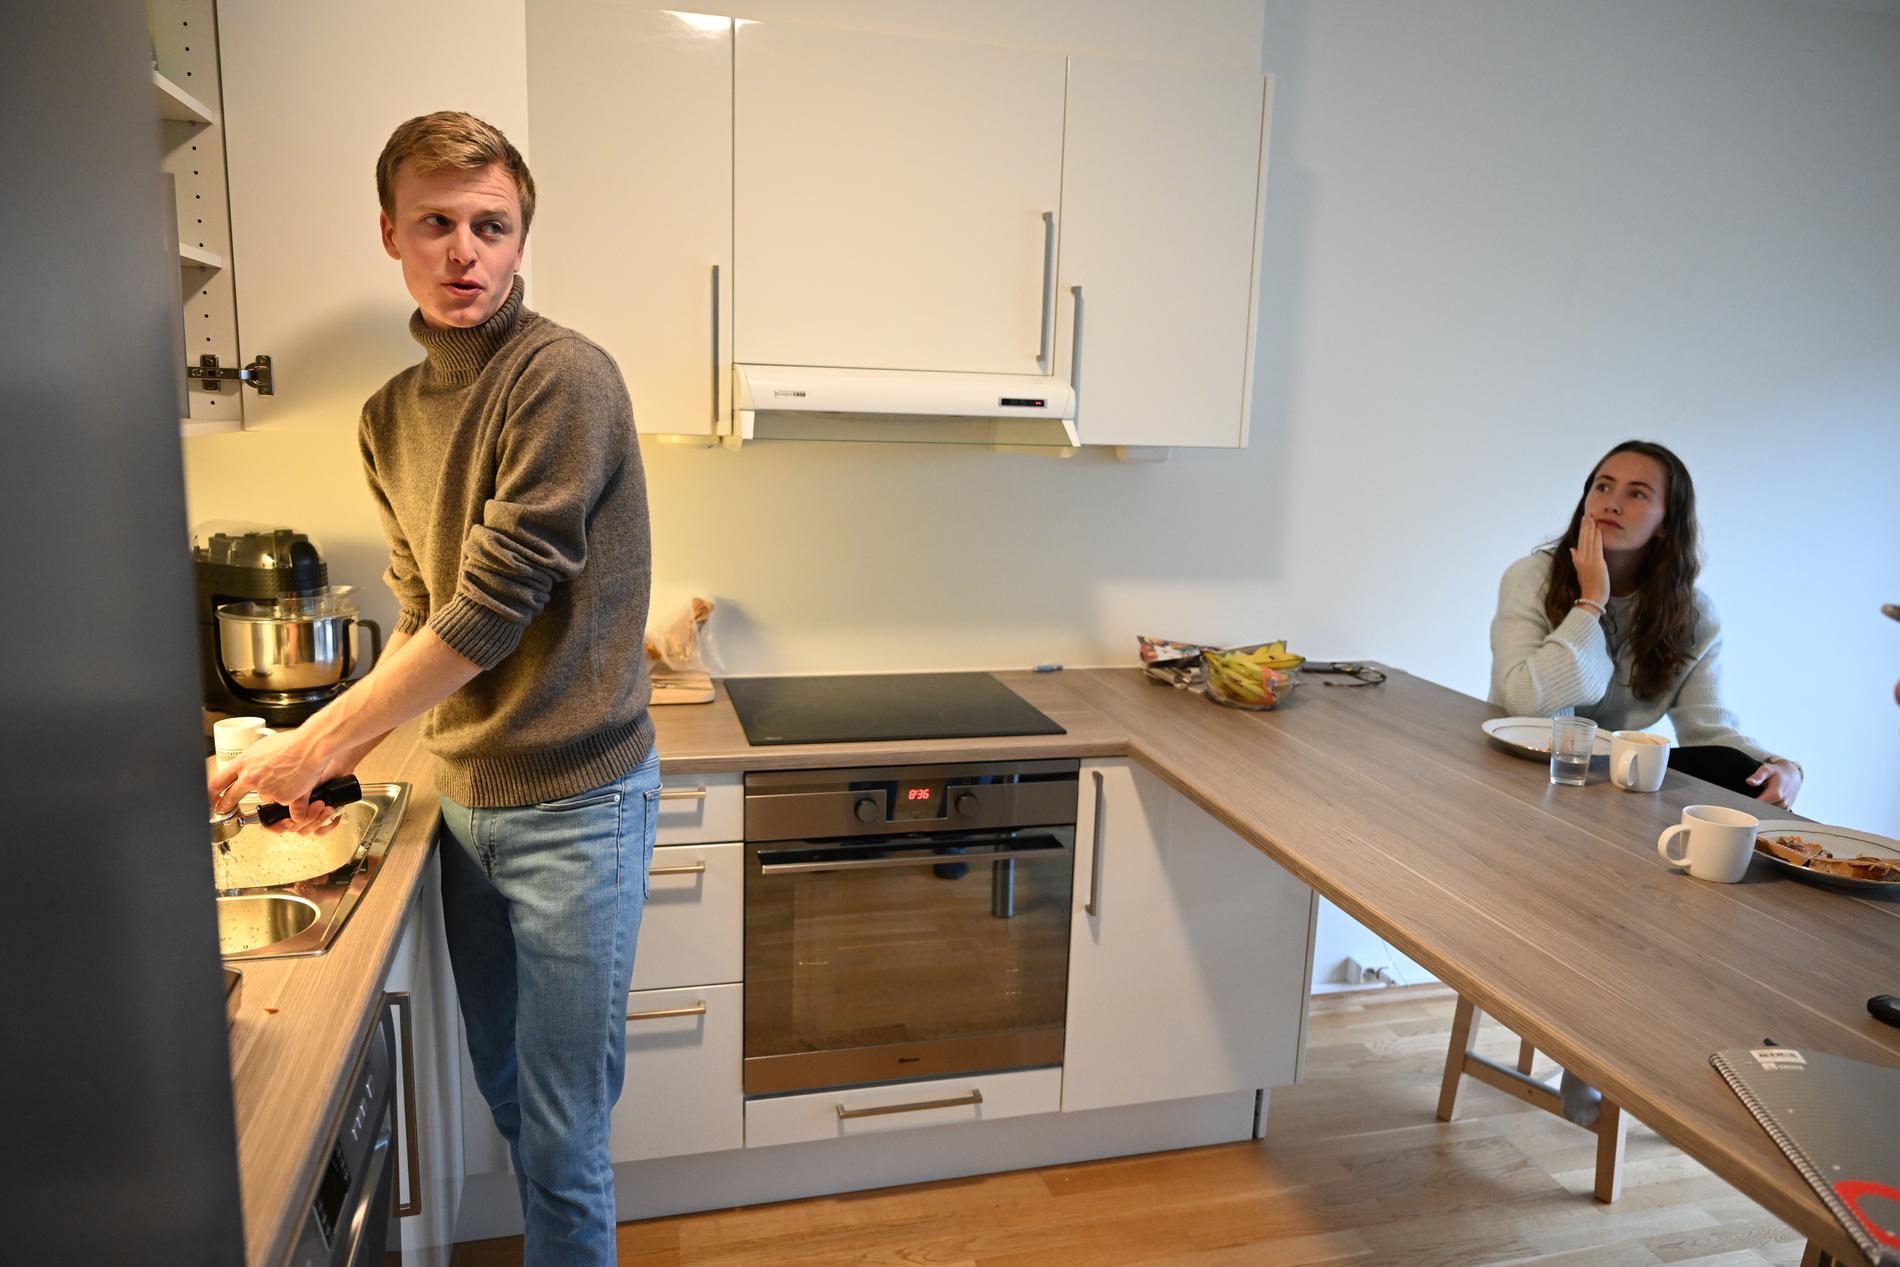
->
xmin=1063 ymin=666 xmax=1900 ymax=1266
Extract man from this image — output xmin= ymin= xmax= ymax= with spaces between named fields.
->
xmin=211 ymin=111 xmax=656 ymax=1265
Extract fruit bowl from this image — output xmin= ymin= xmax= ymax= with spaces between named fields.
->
xmin=1201 ymin=644 xmax=1300 ymax=711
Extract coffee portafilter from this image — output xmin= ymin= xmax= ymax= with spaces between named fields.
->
xmin=209 ymin=774 xmax=364 ymax=845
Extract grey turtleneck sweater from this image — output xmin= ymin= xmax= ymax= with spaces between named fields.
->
xmin=358 ymin=277 xmax=653 ymax=807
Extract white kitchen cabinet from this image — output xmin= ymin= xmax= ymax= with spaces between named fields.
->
xmin=734 ymin=21 xmax=1067 ymax=375
xmin=613 ymin=983 xmax=744 ymax=1162
xmin=383 ymin=853 xmax=465 ymax=1267
xmin=1063 ymin=760 xmax=1314 ymax=1115
xmin=744 ymin=1067 xmax=1062 ymax=1150
xmin=462 ymin=828 xmax=746 ymax=1176
xmin=525 ymin=3 xmax=731 ymax=437
xmin=1053 ymin=56 xmax=1272 ymax=449
xmin=631 ymin=842 xmax=742 ymax=992
xmin=216 ymin=0 xmax=530 ymax=431
xmin=655 ymin=772 xmax=744 ymax=846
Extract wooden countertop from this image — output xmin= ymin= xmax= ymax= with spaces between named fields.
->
xmin=234 ymin=669 xmax=1900 ymax=1266
xmin=226 ymin=719 xmax=439 ymax=1267
xmin=1061 ymin=666 xmax=1900 ymax=1265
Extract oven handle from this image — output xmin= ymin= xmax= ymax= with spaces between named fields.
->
xmin=757 ymin=840 xmax=1065 ymax=876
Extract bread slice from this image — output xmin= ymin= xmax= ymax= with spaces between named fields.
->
xmin=1755 ymin=834 xmax=1824 ymax=866
xmin=1807 ymin=855 xmax=1900 ymax=882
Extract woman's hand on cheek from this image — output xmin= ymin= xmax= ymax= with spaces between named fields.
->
xmin=1570 ymin=518 xmax=1610 ymax=607
xmin=1746 ymin=759 xmax=1802 ymax=811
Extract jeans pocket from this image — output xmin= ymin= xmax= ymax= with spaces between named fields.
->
xmin=640 ymin=786 xmax=659 ymax=899
xmin=533 ymin=789 xmax=624 ymax=814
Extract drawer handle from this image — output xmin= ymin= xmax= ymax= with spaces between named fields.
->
xmin=387 ymin=992 xmax=421 ymax=1219
xmin=659 ymin=787 xmax=708 ymax=802
xmin=836 ymin=1089 xmax=983 ymax=1120
xmin=627 ymin=1002 xmax=708 ymax=1022
xmin=650 ymin=860 xmax=707 ymax=877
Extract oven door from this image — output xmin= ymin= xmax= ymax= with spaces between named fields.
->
xmin=744 ymin=827 xmax=1073 ymax=1095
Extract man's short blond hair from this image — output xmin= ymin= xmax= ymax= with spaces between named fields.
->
xmin=376 ymin=111 xmax=536 ymax=234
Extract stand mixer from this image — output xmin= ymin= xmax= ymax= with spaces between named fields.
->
xmin=192 ymin=525 xmax=382 ymax=726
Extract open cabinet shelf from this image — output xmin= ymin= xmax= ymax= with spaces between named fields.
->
xmin=179 ymin=242 xmax=224 ymax=269
xmin=153 ymin=69 xmax=218 ymax=126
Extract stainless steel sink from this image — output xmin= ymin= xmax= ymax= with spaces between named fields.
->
xmin=215 ymin=782 xmax=410 ymax=960
xmin=218 ymin=893 xmax=322 ymax=955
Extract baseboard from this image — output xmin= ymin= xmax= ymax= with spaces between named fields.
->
xmin=453 ymin=1088 xmax=1262 ymax=1243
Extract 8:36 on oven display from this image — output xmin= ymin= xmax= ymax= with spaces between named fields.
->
xmin=895 ymin=780 xmax=943 ymax=820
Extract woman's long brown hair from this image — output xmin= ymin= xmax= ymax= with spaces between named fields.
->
xmin=1542 ymin=440 xmax=1701 ymax=701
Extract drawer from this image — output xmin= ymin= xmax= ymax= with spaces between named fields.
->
xmin=743 ymin=1066 xmax=1062 ymax=1150
xmin=611 ymin=983 xmax=744 ymax=1164
xmin=656 ymin=771 xmax=742 ymax=846
xmin=632 ymin=841 xmax=742 ymax=992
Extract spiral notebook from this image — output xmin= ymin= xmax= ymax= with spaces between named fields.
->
xmin=1709 ymin=1047 xmax=1900 ymax=1266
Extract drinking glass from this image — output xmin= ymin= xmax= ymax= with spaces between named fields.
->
xmin=1548 ymin=717 xmax=1597 ymax=786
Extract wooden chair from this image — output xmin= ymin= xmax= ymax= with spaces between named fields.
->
xmin=1436 ymin=995 xmax=1629 ymax=1202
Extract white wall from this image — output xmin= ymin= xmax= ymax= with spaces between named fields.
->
xmin=184 ymin=0 xmax=1900 ymax=844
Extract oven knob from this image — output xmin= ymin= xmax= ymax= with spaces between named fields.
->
xmin=854 ymin=796 xmax=880 ymax=824
xmin=955 ymin=792 xmax=979 ymax=818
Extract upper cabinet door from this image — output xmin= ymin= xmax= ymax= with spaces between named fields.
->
xmin=735 ymin=22 xmax=1066 ymax=375
xmin=218 ymin=0 xmax=530 ymax=430
xmin=1055 ymin=58 xmax=1271 ymax=449
xmin=527 ymin=3 xmax=731 ymax=437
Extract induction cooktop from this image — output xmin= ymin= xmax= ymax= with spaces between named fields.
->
xmin=722 ymin=672 xmax=1067 ymax=746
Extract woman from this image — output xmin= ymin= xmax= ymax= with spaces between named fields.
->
xmin=1491 ymin=439 xmax=1802 ymax=810
xmin=1490 ymin=440 xmax=1804 ymax=1127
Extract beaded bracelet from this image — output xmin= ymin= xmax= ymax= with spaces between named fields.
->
xmin=1574 ymin=598 xmax=1606 ymax=617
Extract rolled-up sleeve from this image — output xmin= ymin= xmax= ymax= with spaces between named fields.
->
xmin=430 ymin=340 xmax=628 ymax=669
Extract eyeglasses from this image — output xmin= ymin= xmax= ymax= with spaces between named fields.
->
xmin=1301 ymin=662 xmax=1387 ymax=687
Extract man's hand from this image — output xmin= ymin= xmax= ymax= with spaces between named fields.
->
xmin=209 ymin=726 xmax=355 ymax=832
xmin=208 ymin=627 xmax=476 ymax=831
xmin=1746 ymin=758 xmax=1802 ymax=811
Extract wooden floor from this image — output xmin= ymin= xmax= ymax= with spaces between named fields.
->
xmin=447 ymin=985 xmax=1809 ymax=1266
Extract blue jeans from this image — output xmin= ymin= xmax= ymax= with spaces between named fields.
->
xmin=437 ymin=749 xmax=660 ymax=1267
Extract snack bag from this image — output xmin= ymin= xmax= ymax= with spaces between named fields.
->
xmin=645 ymin=596 xmax=717 ymax=673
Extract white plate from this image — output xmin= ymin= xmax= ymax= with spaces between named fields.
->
xmin=1752 ymin=821 xmax=1900 ymax=895
xmin=1481 ymin=716 xmax=1613 ymax=761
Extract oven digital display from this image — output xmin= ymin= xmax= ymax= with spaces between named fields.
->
xmin=893 ymin=780 xmax=944 ymax=820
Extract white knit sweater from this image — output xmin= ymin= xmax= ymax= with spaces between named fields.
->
xmin=1487 ymin=550 xmax=1772 ymax=762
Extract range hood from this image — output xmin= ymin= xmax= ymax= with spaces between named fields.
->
xmin=733 ymin=364 xmax=1078 ymax=449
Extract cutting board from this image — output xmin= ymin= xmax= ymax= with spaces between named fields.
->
xmin=651 ymin=670 xmax=714 ymax=705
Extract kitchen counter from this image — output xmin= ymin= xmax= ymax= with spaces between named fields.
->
xmin=650 ymin=669 xmax=1128 ymax=771
xmin=231 ymin=668 xmax=1900 ymax=1266
xmin=225 ymin=718 xmax=438 ymax=1267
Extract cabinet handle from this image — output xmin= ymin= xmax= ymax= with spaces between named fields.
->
xmin=837 ymin=1089 xmax=983 ymax=1120
xmin=1069 ymin=284 xmax=1085 ymax=418
xmin=650 ymin=860 xmax=706 ymax=877
xmin=388 ymin=991 xmax=422 ymax=1219
xmin=627 ymin=1002 xmax=707 ymax=1021
xmin=659 ymin=787 xmax=707 ymax=802
xmin=710 ymin=263 xmax=720 ymax=427
xmin=1037 ymin=211 xmax=1056 ymax=370
xmin=1085 ymin=769 xmax=1105 ymax=917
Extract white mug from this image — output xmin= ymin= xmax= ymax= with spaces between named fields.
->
xmin=1610 ymin=730 xmax=1670 ymax=792
xmin=213 ymin=716 xmax=274 ymax=771
xmin=1657 ymin=804 xmax=1758 ymax=883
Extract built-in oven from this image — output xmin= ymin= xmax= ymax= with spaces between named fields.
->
xmin=743 ymin=759 xmax=1078 ymax=1096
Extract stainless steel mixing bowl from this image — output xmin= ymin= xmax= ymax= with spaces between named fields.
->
xmin=215 ymin=586 xmax=382 ymax=698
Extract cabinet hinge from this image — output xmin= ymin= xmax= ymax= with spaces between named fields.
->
xmin=189 ymin=353 xmax=273 ymax=395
